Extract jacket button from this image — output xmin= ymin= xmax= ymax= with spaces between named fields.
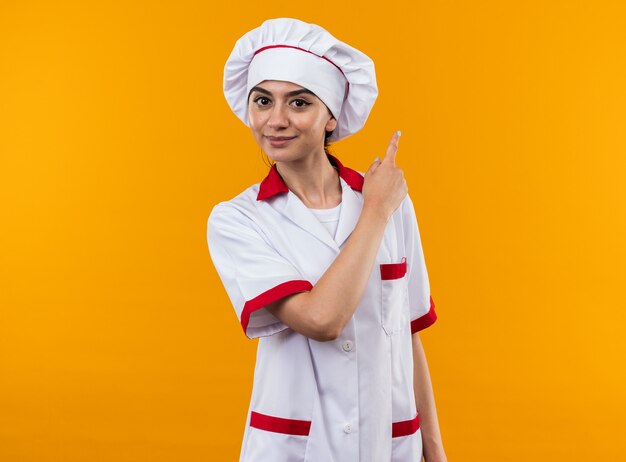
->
xmin=342 ymin=340 xmax=354 ymax=352
xmin=343 ymin=423 xmax=353 ymax=434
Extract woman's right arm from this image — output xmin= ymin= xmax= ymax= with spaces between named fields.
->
xmin=265 ymin=131 xmax=407 ymax=341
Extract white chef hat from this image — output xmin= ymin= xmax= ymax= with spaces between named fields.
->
xmin=223 ymin=18 xmax=378 ymax=142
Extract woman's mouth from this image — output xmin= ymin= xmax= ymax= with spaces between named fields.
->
xmin=266 ymin=136 xmax=296 ymax=147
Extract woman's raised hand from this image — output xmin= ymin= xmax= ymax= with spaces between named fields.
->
xmin=362 ymin=131 xmax=408 ymax=222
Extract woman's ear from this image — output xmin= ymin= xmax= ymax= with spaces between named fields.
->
xmin=325 ymin=116 xmax=338 ymax=132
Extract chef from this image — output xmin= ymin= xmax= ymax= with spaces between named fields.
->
xmin=207 ymin=17 xmax=446 ymax=462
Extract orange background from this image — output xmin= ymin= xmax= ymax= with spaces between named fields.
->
xmin=1 ymin=1 xmax=625 ymax=460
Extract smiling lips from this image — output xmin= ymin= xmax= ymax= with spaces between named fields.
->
xmin=266 ymin=135 xmax=296 ymax=147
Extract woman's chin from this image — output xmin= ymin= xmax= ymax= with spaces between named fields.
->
xmin=264 ymin=147 xmax=296 ymax=163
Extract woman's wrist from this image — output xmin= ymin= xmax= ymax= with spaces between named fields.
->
xmin=424 ymin=444 xmax=447 ymax=462
xmin=361 ymin=200 xmax=391 ymax=225
xmin=422 ymin=436 xmax=447 ymax=461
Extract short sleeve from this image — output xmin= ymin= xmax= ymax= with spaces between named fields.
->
xmin=402 ymin=194 xmax=437 ymax=333
xmin=207 ymin=203 xmax=313 ymax=339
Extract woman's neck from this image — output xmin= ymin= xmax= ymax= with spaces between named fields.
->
xmin=275 ymin=152 xmax=342 ymax=209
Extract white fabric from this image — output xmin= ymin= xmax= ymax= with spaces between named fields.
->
xmin=308 ymin=202 xmax=342 ymax=239
xmin=207 ymin=169 xmax=434 ymax=461
xmin=247 ymin=47 xmax=347 ymax=121
xmin=223 ymin=17 xmax=378 ymax=142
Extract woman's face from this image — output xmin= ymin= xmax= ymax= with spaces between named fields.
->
xmin=247 ymin=80 xmax=337 ymax=162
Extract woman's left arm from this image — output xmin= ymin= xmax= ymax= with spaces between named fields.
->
xmin=412 ymin=332 xmax=448 ymax=462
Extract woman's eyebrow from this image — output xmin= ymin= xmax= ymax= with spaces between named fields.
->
xmin=285 ymin=89 xmax=315 ymax=97
xmin=250 ymin=86 xmax=272 ymax=96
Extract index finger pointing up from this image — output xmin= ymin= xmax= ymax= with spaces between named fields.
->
xmin=384 ymin=130 xmax=401 ymax=164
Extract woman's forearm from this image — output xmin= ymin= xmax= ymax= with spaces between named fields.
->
xmin=412 ymin=333 xmax=447 ymax=461
xmin=305 ymin=203 xmax=389 ymax=337
xmin=266 ymin=202 xmax=389 ymax=341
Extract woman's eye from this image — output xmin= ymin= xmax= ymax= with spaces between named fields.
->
xmin=254 ymin=97 xmax=270 ymax=106
xmin=292 ymin=99 xmax=310 ymax=108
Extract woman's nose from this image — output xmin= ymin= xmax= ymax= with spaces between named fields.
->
xmin=267 ymin=104 xmax=288 ymax=129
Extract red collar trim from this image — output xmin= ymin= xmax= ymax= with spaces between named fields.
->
xmin=256 ymin=154 xmax=364 ymax=201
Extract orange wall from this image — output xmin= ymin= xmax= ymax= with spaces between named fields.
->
xmin=1 ymin=1 xmax=625 ymax=460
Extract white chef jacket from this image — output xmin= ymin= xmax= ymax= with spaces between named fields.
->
xmin=207 ymin=153 xmax=437 ymax=462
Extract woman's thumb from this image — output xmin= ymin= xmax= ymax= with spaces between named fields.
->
xmin=367 ymin=157 xmax=381 ymax=173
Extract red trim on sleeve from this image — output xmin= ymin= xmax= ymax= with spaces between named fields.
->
xmin=250 ymin=411 xmax=312 ymax=436
xmin=411 ymin=296 xmax=437 ymax=333
xmin=392 ymin=414 xmax=420 ymax=438
xmin=240 ymin=280 xmax=313 ymax=337
xmin=380 ymin=257 xmax=407 ymax=280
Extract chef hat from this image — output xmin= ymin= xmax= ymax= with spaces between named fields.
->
xmin=223 ymin=18 xmax=378 ymax=142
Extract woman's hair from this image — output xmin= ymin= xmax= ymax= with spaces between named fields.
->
xmin=324 ymin=129 xmax=334 ymax=155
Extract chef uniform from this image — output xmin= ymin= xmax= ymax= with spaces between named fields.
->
xmin=208 ymin=18 xmax=438 ymax=462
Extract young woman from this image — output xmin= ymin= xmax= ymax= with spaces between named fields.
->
xmin=208 ymin=18 xmax=447 ymax=462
